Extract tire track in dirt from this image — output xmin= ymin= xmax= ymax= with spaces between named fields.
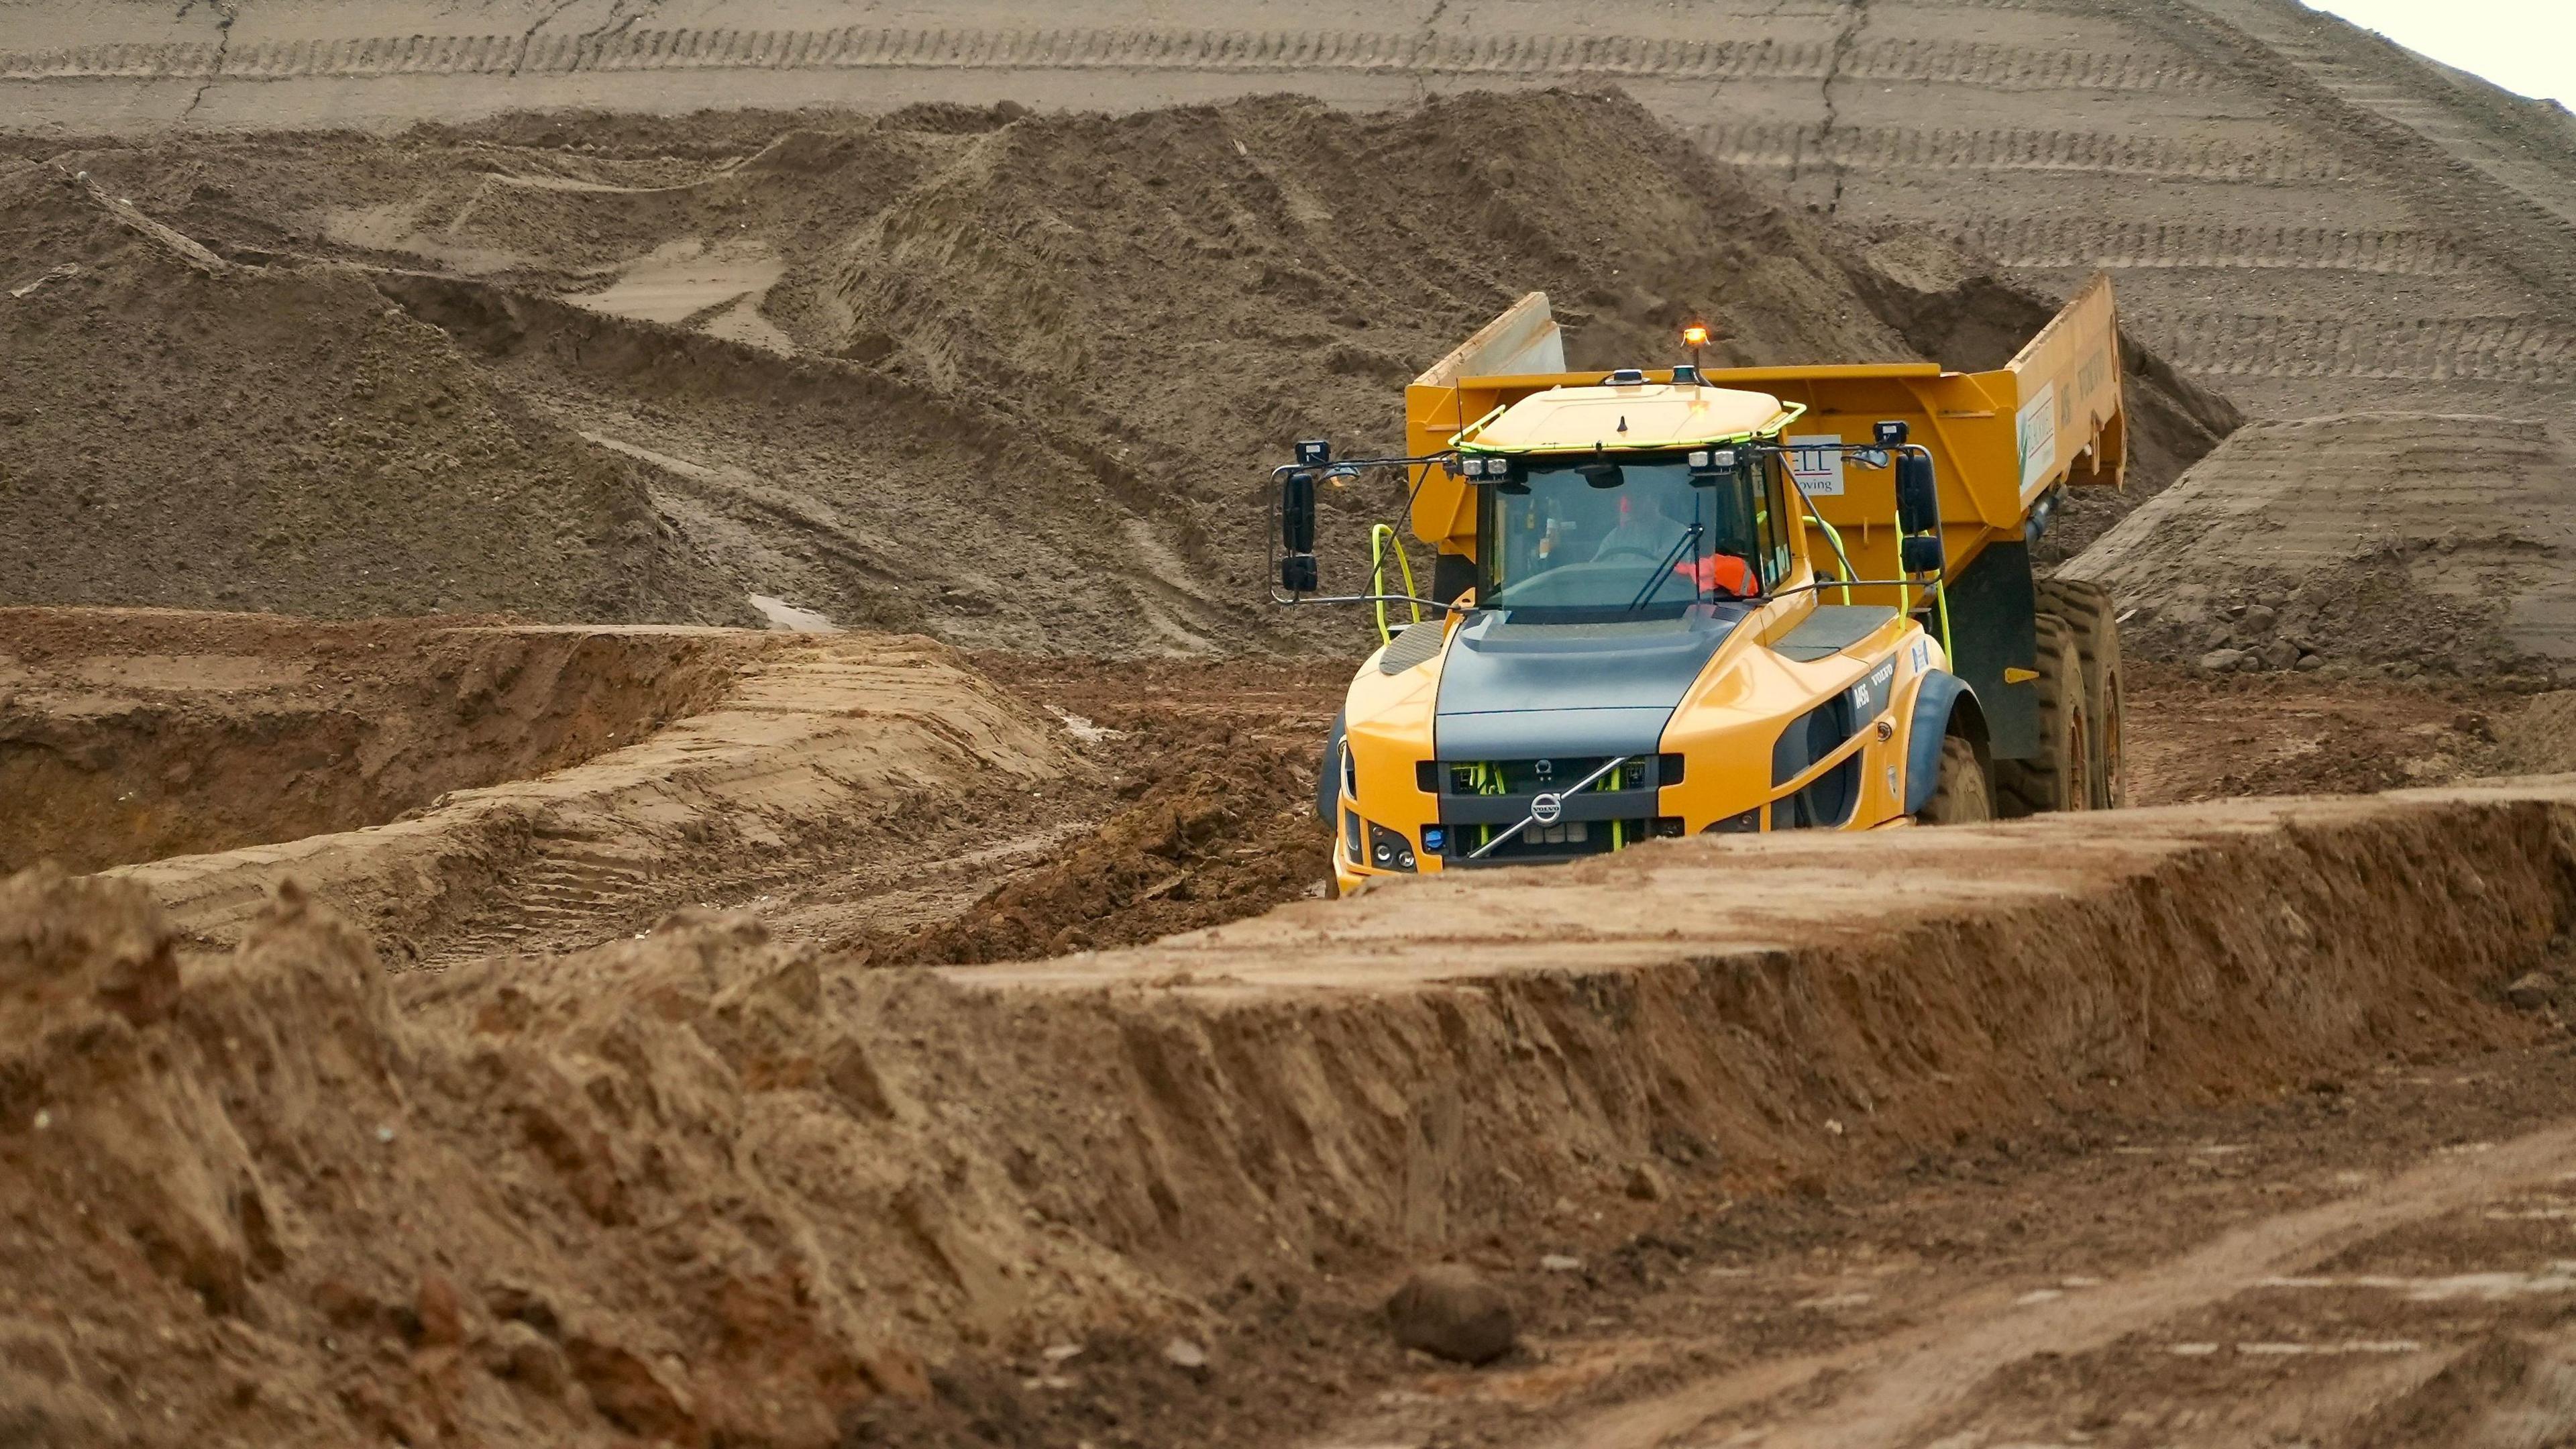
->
xmin=1699 ymin=120 xmax=2350 ymax=182
xmin=2152 ymin=313 xmax=2576 ymax=384
xmin=1955 ymin=218 xmax=2479 ymax=275
xmin=0 ymin=29 xmax=2226 ymax=92
xmin=2109 ymin=0 xmax=2576 ymax=324
xmin=2181 ymin=0 xmax=2576 ymax=231
xmin=1544 ymin=1114 xmax=2576 ymax=1449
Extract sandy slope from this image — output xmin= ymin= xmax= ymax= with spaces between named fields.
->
xmin=5 ymin=0 xmax=2571 ymax=430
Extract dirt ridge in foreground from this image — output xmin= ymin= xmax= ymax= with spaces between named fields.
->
xmin=5 ymin=782 xmax=2570 ymax=1446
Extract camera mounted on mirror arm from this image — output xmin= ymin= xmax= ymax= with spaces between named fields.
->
xmin=1267 ymin=438 xmax=1474 ymax=612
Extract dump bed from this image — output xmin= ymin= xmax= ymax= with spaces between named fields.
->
xmin=1402 ymin=277 xmax=2127 ymax=598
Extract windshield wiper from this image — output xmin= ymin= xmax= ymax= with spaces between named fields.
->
xmin=1625 ymin=523 xmax=1703 ymax=611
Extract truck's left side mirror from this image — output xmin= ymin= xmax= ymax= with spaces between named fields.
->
xmin=1280 ymin=469 xmax=1320 ymax=593
xmin=1896 ymin=452 xmax=1939 ymax=535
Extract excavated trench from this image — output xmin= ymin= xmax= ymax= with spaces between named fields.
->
xmin=0 ymin=611 xmax=754 ymax=876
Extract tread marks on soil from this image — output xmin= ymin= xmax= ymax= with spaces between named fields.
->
xmin=509 ymin=0 xmax=582 ymax=77
xmin=2116 ymin=0 xmax=2576 ymax=331
xmin=2152 ymin=313 xmax=2576 ymax=385
xmin=1699 ymin=121 xmax=2349 ymax=183
xmin=1957 ymin=218 xmax=2475 ymax=276
xmin=2183 ymin=0 xmax=2576 ymax=231
xmin=0 ymin=28 xmax=2229 ymax=93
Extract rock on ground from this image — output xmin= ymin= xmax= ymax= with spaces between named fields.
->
xmin=1387 ymin=1266 xmax=1517 ymax=1366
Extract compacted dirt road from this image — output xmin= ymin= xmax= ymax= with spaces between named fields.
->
xmin=1271 ymin=1039 xmax=2576 ymax=1449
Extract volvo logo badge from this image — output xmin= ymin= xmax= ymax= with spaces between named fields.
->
xmin=1530 ymin=792 xmax=1564 ymax=826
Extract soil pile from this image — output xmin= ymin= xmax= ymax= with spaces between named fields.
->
xmin=23 ymin=93 xmax=2226 ymax=651
xmin=0 ymin=161 xmax=747 ymax=625
xmin=11 ymin=0 xmax=2571 ymax=445
xmin=2061 ymin=415 xmax=2576 ymax=676
xmin=845 ymin=657 xmax=1346 ymax=963
xmin=0 ymin=610 xmax=755 ymax=875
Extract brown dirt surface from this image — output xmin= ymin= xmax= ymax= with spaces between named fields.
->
xmin=0 ymin=162 xmax=751 ymax=626
xmin=839 ymin=656 xmax=1347 ymax=964
xmin=11 ymin=781 xmax=2576 ymax=1449
xmin=2064 ymin=415 xmax=2576 ymax=676
xmin=0 ymin=608 xmax=755 ymax=875
xmin=7 ymin=92 xmax=2225 ymax=649
xmin=2123 ymin=663 xmax=2528 ymax=805
xmin=7 ymin=0 xmax=2571 ymax=439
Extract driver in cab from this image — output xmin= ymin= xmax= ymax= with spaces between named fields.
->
xmin=1591 ymin=491 xmax=1759 ymax=600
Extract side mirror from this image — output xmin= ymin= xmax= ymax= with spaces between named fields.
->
xmin=1280 ymin=469 xmax=1319 ymax=593
xmin=1896 ymin=452 xmax=1939 ymax=535
xmin=1900 ymin=532 xmax=1945 ymax=575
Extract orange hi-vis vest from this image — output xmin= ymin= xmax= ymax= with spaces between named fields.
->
xmin=1676 ymin=551 xmax=1760 ymax=598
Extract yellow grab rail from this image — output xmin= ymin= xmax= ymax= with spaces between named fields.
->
xmin=1369 ymin=523 xmax=1423 ymax=645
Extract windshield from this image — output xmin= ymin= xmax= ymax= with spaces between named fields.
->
xmin=1476 ymin=457 xmax=1772 ymax=618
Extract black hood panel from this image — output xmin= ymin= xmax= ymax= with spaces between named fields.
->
xmin=1432 ymin=607 xmax=1747 ymax=761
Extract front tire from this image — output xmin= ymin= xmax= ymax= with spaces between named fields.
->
xmin=1917 ymin=733 xmax=1994 ymax=824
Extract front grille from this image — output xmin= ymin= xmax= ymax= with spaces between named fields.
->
xmin=1443 ymin=816 xmax=1684 ymax=866
xmin=1437 ymin=754 xmax=1680 ymax=797
xmin=1430 ymin=753 xmax=1684 ymax=865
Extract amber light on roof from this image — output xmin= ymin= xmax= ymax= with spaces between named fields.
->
xmin=1680 ymin=323 xmax=1711 ymax=348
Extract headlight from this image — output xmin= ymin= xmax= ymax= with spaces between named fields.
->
xmin=1366 ymin=821 xmax=1417 ymax=872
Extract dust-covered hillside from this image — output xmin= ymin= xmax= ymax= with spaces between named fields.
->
xmin=9 ymin=93 xmax=2229 ymax=647
xmin=0 ymin=161 xmax=750 ymax=625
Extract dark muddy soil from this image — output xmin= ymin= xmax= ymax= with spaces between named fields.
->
xmin=838 ymin=656 xmax=1347 ymax=964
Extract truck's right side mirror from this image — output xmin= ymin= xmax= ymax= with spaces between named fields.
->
xmin=1280 ymin=469 xmax=1320 ymax=593
xmin=1895 ymin=453 xmax=1939 ymax=535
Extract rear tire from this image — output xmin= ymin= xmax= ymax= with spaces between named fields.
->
xmin=1994 ymin=613 xmax=2090 ymax=816
xmin=1916 ymin=733 xmax=1993 ymax=824
xmin=2038 ymin=577 xmax=2126 ymax=809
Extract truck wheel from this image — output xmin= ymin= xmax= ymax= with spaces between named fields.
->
xmin=1916 ymin=733 xmax=1993 ymax=824
xmin=2038 ymin=577 xmax=2126 ymax=808
xmin=1994 ymin=613 xmax=2090 ymax=816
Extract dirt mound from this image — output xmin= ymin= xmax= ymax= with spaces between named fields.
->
xmin=6 ymin=780 xmax=2573 ymax=1448
xmin=0 ymin=163 xmax=747 ymax=625
xmin=10 ymin=0 xmax=2573 ymax=447
xmin=2061 ymin=415 xmax=2576 ymax=676
xmin=19 ymin=93 xmax=2225 ymax=651
xmin=0 ymin=609 xmax=755 ymax=875
xmin=844 ymin=657 xmax=1345 ymax=964
xmin=90 ymin=627 xmax=1075 ymax=963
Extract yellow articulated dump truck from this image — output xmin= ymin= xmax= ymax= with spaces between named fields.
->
xmin=1272 ymin=276 xmax=2128 ymax=893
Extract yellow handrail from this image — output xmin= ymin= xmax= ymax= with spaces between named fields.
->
xmin=1803 ymin=513 xmax=1857 ymax=606
xmin=1369 ymin=523 xmax=1422 ymax=645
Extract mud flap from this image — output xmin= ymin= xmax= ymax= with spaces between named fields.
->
xmin=1940 ymin=541 xmax=2041 ymax=761
xmin=1316 ymin=710 xmax=1346 ymax=824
